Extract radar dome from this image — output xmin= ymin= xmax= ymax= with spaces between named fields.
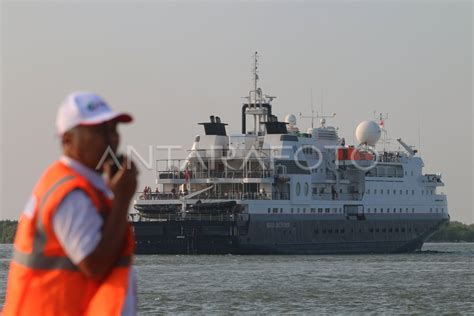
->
xmin=284 ymin=114 xmax=297 ymax=127
xmin=355 ymin=120 xmax=381 ymax=146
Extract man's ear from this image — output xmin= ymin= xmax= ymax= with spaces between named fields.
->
xmin=61 ymin=131 xmax=72 ymax=146
xmin=61 ymin=128 xmax=78 ymax=147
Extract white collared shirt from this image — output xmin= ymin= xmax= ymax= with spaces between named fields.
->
xmin=54 ymin=156 xmax=136 ymax=316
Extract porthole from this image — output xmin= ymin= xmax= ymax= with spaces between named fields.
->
xmin=296 ymin=182 xmax=301 ymax=196
xmin=304 ymin=183 xmax=309 ymax=196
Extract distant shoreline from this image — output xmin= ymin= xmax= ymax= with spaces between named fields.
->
xmin=1 ymin=220 xmax=472 ymax=244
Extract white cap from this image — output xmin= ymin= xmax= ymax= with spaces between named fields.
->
xmin=56 ymin=91 xmax=133 ymax=136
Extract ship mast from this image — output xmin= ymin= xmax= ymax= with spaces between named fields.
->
xmin=253 ymin=51 xmax=259 ymax=105
xmin=241 ymin=52 xmax=275 ymax=136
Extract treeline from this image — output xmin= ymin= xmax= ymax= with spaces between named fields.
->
xmin=428 ymin=221 xmax=474 ymax=242
xmin=0 ymin=220 xmax=472 ymax=243
xmin=0 ymin=220 xmax=18 ymax=243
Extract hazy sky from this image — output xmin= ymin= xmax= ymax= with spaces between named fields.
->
xmin=1 ymin=1 xmax=472 ymax=223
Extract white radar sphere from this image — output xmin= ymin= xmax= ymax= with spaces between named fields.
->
xmin=284 ymin=114 xmax=297 ymax=127
xmin=355 ymin=120 xmax=381 ymax=146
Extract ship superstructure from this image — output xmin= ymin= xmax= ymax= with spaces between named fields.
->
xmin=132 ymin=53 xmax=448 ymax=254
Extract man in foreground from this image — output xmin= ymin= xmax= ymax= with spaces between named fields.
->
xmin=3 ymin=92 xmax=138 ymax=315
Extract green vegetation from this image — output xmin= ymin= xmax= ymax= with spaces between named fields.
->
xmin=0 ymin=220 xmax=18 ymax=243
xmin=0 ymin=220 xmax=472 ymax=243
xmin=428 ymin=221 xmax=474 ymax=242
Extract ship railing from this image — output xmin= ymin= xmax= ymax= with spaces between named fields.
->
xmin=157 ymin=169 xmax=274 ymax=180
xmin=376 ymin=153 xmax=402 ymax=163
xmin=421 ymin=174 xmax=443 ymax=183
xmin=135 ymin=191 xmax=290 ymax=201
xmin=132 ymin=213 xmax=239 ymax=222
xmin=136 ymin=192 xmax=178 ymax=200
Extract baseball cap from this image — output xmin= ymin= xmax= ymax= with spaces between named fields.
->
xmin=56 ymin=91 xmax=133 ymax=136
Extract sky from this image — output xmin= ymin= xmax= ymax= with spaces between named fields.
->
xmin=1 ymin=1 xmax=472 ymax=223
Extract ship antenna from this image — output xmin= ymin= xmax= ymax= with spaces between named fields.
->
xmin=300 ymin=89 xmax=335 ymax=128
xmin=374 ymin=112 xmax=389 ymax=151
xmin=418 ymin=112 xmax=421 ymax=153
xmin=253 ymin=51 xmax=259 ymax=104
xmin=321 ymin=89 xmax=324 ymax=119
xmin=310 ymin=89 xmax=314 ymax=128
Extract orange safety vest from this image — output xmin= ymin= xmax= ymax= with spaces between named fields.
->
xmin=3 ymin=161 xmax=135 ymax=316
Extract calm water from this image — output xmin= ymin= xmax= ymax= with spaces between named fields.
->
xmin=0 ymin=243 xmax=472 ymax=314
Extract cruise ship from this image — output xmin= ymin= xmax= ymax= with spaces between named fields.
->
xmin=131 ymin=53 xmax=449 ymax=254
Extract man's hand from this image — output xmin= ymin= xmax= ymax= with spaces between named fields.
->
xmin=104 ymin=156 xmax=138 ymax=207
xmin=78 ymin=156 xmax=137 ymax=280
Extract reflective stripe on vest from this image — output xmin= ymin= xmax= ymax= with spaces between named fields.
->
xmin=12 ymin=175 xmax=130 ymax=271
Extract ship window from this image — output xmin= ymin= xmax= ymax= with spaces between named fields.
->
xmin=374 ymin=208 xmax=377 ymax=213
xmin=380 ymin=190 xmax=383 ymax=195
xmin=297 ymin=208 xmax=300 ymax=213
xmin=406 ymin=190 xmax=409 ymax=195
xmin=412 ymin=208 xmax=415 ymax=213
xmin=406 ymin=208 xmax=409 ymax=212
xmin=322 ymin=229 xmax=326 ymax=234
xmin=382 ymin=228 xmax=386 ymax=233
xmin=291 ymin=208 xmax=294 ymax=213
xmin=296 ymin=183 xmax=301 ymax=196
xmin=393 ymin=208 xmax=396 ymax=213
xmin=303 ymin=208 xmax=306 ymax=213
xmin=341 ymin=229 xmax=345 ymax=234
xmin=412 ymin=190 xmax=415 ymax=195
xmin=268 ymin=208 xmax=271 ymax=213
xmin=393 ymin=189 xmax=396 ymax=195
xmin=381 ymin=208 xmax=383 ymax=213
xmin=374 ymin=189 xmax=377 ymax=194
xmin=375 ymin=228 xmax=380 ymax=233
xmin=335 ymin=229 xmax=339 ymax=234
xmin=325 ymin=208 xmax=330 ymax=213
xmin=318 ymin=208 xmax=323 ymax=213
xmin=328 ymin=229 xmax=332 ymax=234
xmin=387 ymin=189 xmax=390 ymax=194
xmin=280 ymin=208 xmax=283 ymax=213
xmin=401 ymin=228 xmax=406 ymax=232
xmin=389 ymin=228 xmax=393 ymax=232
xmin=369 ymin=228 xmax=374 ymax=233
xmin=273 ymin=208 xmax=279 ymax=213
xmin=304 ymin=183 xmax=309 ymax=196
xmin=408 ymin=228 xmax=412 ymax=232
xmin=400 ymin=190 xmax=403 ymax=195
xmin=400 ymin=208 xmax=403 ymax=213
xmin=395 ymin=228 xmax=399 ymax=233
